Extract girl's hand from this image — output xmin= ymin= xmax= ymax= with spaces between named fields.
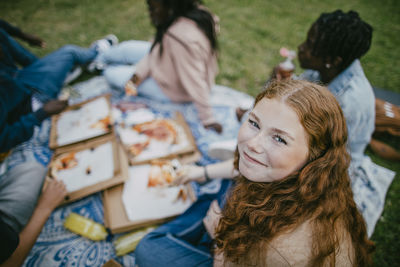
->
xmin=172 ymin=164 xmax=206 ymax=185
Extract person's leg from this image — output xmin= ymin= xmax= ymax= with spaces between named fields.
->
xmin=103 ymin=65 xmax=136 ymax=90
xmin=135 ymin=180 xmax=231 ymax=267
xmin=16 ymin=45 xmax=97 ymax=99
xmin=0 ymin=161 xmax=46 ymax=233
xmin=0 ymin=28 xmax=38 ymax=67
xmin=95 ymin=40 xmax=151 ymax=65
xmin=135 ymin=195 xmax=214 ymax=267
xmin=103 ymin=67 xmax=170 ymax=102
xmin=136 ymin=77 xmax=171 ymax=102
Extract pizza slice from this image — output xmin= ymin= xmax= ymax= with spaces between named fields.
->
xmin=125 ymin=80 xmax=138 ymax=96
xmin=133 ymin=119 xmax=178 ymax=145
xmin=50 ymin=152 xmax=78 ymax=178
xmin=53 ymin=152 xmax=78 ymax=171
xmin=90 ymin=116 xmax=112 ymax=131
xmin=147 ymin=160 xmax=179 ymax=187
xmin=128 ymin=140 xmax=151 ymax=157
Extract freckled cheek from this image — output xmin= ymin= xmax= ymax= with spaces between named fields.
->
xmin=265 ymin=148 xmax=287 ymax=169
xmin=274 ymin=150 xmax=308 ymax=174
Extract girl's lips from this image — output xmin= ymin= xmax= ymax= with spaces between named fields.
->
xmin=243 ymin=151 xmax=267 ymax=167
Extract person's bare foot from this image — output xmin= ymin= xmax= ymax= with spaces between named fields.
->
xmin=236 ymin=107 xmax=248 ymax=122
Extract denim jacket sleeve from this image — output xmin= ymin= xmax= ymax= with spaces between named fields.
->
xmin=327 ymin=60 xmax=375 ymax=163
xmin=299 ymin=60 xmax=375 ymax=164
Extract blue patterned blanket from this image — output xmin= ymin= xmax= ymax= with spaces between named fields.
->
xmin=3 ymin=76 xmax=394 ymax=266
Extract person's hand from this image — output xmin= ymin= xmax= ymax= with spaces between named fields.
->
xmin=172 ymin=164 xmax=206 ymax=185
xmin=37 ymin=179 xmax=67 ymax=213
xmin=203 ymin=200 xmax=222 ymax=239
xmin=125 ymin=74 xmax=141 ymax=96
xmin=271 ymin=65 xmax=283 ymax=80
xmin=21 ymin=32 xmax=46 ymax=48
xmin=271 ymin=65 xmax=293 ymax=80
xmin=205 ymin=122 xmax=223 ymax=134
xmin=235 ymin=107 xmax=248 ymax=122
xmin=130 ymin=74 xmax=141 ymax=85
xmin=43 ymin=100 xmax=68 ymax=115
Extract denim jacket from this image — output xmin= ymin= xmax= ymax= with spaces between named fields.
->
xmin=301 ymin=60 xmax=375 ymax=166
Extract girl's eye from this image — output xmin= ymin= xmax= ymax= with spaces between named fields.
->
xmin=273 ymin=135 xmax=287 ymax=145
xmin=248 ymin=119 xmax=259 ymax=129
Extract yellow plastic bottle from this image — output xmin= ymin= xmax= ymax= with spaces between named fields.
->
xmin=64 ymin=212 xmax=108 ymax=241
xmin=114 ymin=226 xmax=155 ymax=256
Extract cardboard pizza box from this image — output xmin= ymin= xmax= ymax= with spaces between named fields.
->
xmin=120 ymin=112 xmax=199 ymax=166
xmin=46 ymin=134 xmax=129 ymax=204
xmin=102 ymin=153 xmax=200 ymax=234
xmin=49 ymin=94 xmax=114 ymax=150
xmin=102 ymin=259 xmax=122 ymax=267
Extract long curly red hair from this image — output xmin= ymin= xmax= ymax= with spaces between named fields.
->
xmin=214 ymin=80 xmax=374 ymax=266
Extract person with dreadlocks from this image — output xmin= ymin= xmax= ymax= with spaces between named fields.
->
xmin=90 ymin=0 xmax=223 ymax=133
xmin=134 ymin=79 xmax=374 ymax=266
xmin=295 ymin=10 xmax=395 ymax=238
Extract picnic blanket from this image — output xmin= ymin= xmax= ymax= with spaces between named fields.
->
xmin=2 ymin=76 xmax=395 ymax=266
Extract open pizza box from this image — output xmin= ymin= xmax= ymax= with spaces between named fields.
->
xmin=102 ymin=151 xmax=201 ymax=234
xmin=46 ymin=134 xmax=129 ymax=204
xmin=118 ymin=112 xmax=199 ymax=166
xmin=49 ymin=94 xmax=114 ymax=150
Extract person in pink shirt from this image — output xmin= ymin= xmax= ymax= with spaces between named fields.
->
xmin=92 ymin=0 xmax=222 ymax=133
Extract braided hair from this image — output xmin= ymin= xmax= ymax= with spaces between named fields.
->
xmin=312 ymin=10 xmax=373 ymax=71
xmin=150 ymin=0 xmax=218 ymax=55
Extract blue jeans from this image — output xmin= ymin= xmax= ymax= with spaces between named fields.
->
xmin=135 ymin=180 xmax=231 ymax=267
xmin=15 ymin=45 xmax=97 ymax=101
xmin=97 ymin=40 xmax=170 ymax=102
xmin=0 ymin=28 xmax=38 ymax=68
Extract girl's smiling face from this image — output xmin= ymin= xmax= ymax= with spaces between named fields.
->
xmin=237 ymin=97 xmax=309 ymax=183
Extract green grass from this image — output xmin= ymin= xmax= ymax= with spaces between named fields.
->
xmin=1 ymin=0 xmax=399 ymax=265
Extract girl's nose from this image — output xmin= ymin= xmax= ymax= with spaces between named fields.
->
xmin=247 ymin=133 xmax=264 ymax=154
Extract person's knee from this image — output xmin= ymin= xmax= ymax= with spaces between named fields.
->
xmin=57 ymin=45 xmax=83 ymax=60
xmin=135 ymin=231 xmax=165 ymax=265
xmin=134 ymin=235 xmax=152 ymax=266
xmin=59 ymin=44 xmax=80 ymax=53
xmin=103 ymin=67 xmax=133 ymax=89
xmin=0 ymin=161 xmax=47 ymax=232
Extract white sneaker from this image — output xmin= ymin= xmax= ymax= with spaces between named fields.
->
xmin=105 ymin=34 xmax=119 ymax=46
xmin=208 ymin=139 xmax=237 ymax=160
xmin=92 ymin=39 xmax=111 ymax=53
xmin=91 ymin=34 xmax=118 ymax=53
xmin=87 ymin=61 xmax=107 ymax=73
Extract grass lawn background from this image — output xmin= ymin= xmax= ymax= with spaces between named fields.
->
xmin=1 ymin=0 xmax=399 ymax=265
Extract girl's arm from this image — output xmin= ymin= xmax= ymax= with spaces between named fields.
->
xmin=174 ymin=159 xmax=237 ymax=185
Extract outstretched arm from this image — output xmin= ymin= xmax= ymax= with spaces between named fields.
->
xmin=0 ymin=19 xmax=45 ymax=48
xmin=174 ymin=159 xmax=237 ymax=185
xmin=0 ymin=179 xmax=67 ymax=267
xmin=0 ymin=77 xmax=67 ymax=152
